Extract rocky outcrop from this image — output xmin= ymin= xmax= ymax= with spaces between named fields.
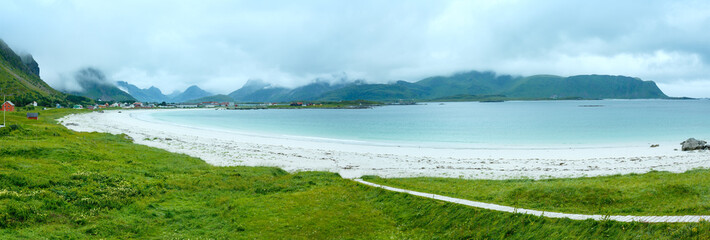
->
xmin=20 ymin=54 xmax=40 ymax=76
xmin=681 ymin=138 xmax=708 ymax=151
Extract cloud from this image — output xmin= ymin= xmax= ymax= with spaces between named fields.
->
xmin=1 ymin=0 xmax=709 ymax=97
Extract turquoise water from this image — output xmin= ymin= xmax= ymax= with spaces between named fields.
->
xmin=144 ymin=100 xmax=710 ymax=147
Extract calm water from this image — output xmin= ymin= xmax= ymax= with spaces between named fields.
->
xmin=143 ymin=100 xmax=710 ymax=147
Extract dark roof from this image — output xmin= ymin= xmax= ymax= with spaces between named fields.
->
xmin=27 ymin=113 xmax=39 ymax=118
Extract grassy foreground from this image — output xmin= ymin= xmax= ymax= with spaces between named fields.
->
xmin=365 ymin=169 xmax=710 ymax=216
xmin=1 ymin=109 xmax=710 ymax=239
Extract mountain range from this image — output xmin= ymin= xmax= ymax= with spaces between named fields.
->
xmin=116 ymin=81 xmax=213 ymax=103
xmin=59 ymin=69 xmax=213 ymax=103
xmin=220 ymin=71 xmax=668 ymax=102
xmin=227 ymin=79 xmax=352 ymax=102
xmin=101 ymin=70 xmax=669 ymax=103
xmin=319 ymin=71 xmax=668 ymax=101
xmin=0 ymin=38 xmax=670 ymax=105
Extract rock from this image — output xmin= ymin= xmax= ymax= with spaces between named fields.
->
xmin=681 ymin=138 xmax=707 ymax=151
xmin=20 ymin=54 xmax=40 ymax=76
xmin=650 ymin=144 xmax=659 ymax=148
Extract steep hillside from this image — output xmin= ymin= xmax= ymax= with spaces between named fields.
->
xmin=319 ymin=81 xmax=430 ymax=101
xmin=0 ymin=39 xmax=67 ymax=106
xmin=416 ymin=71 xmax=519 ymax=99
xmin=281 ymin=80 xmax=349 ymax=101
xmin=19 ymin=54 xmax=40 ymax=76
xmin=66 ymin=68 xmax=136 ymax=102
xmin=505 ymin=75 xmax=668 ymax=99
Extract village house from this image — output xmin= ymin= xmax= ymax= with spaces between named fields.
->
xmin=133 ymin=102 xmax=143 ymax=108
xmin=26 ymin=112 xmax=39 ymax=120
xmin=176 ymin=104 xmax=198 ymax=108
xmin=2 ymin=101 xmax=15 ymax=112
xmin=32 ymin=101 xmax=38 ymax=107
xmin=199 ymin=101 xmax=217 ymax=108
xmin=73 ymin=105 xmax=83 ymax=109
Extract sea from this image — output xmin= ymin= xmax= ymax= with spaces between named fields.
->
xmin=140 ymin=99 xmax=710 ymax=148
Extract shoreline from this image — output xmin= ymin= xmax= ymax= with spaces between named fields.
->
xmin=59 ymin=109 xmax=710 ymax=179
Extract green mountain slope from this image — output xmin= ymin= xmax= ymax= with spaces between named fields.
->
xmin=66 ymin=68 xmax=136 ymax=102
xmin=506 ymin=74 xmax=668 ymax=99
xmin=319 ymin=81 xmax=430 ymax=101
xmin=416 ymin=71 xmax=519 ymax=99
xmin=318 ymin=71 xmax=668 ymax=101
xmin=0 ymin=39 xmax=67 ymax=106
xmin=279 ymin=80 xmax=349 ymax=101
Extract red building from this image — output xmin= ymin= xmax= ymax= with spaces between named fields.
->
xmin=1 ymin=101 xmax=14 ymax=112
xmin=27 ymin=112 xmax=39 ymax=120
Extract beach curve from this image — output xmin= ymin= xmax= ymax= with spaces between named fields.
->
xmin=59 ymin=109 xmax=710 ymax=179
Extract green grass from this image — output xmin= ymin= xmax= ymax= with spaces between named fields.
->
xmin=364 ymin=169 xmax=710 ymax=216
xmin=1 ymin=109 xmax=710 ymax=239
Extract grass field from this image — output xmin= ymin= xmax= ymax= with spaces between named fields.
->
xmin=1 ymin=108 xmax=709 ymax=239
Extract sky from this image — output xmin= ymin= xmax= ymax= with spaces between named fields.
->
xmin=1 ymin=0 xmax=709 ymax=97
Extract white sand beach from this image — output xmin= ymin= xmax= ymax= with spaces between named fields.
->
xmin=60 ymin=109 xmax=710 ymax=179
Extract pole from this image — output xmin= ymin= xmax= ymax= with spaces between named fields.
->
xmin=2 ymin=94 xmax=5 ymax=127
xmin=3 ymin=94 xmax=5 ymax=127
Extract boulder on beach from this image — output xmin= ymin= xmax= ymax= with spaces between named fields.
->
xmin=680 ymin=138 xmax=708 ymax=151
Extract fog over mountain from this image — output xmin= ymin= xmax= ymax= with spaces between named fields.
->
xmin=64 ymin=68 xmax=136 ymax=102
xmin=2 ymin=1 xmax=709 ymax=97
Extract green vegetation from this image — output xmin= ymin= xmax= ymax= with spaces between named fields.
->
xmin=186 ymin=94 xmax=236 ymax=103
xmin=429 ymin=94 xmax=510 ymax=102
xmin=505 ymin=75 xmax=668 ymax=99
xmin=1 ymin=110 xmax=709 ymax=239
xmin=365 ymin=170 xmax=710 ymax=216
xmin=319 ymin=81 xmax=429 ymax=102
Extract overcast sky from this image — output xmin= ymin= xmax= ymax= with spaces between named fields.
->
xmin=2 ymin=0 xmax=710 ymax=97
